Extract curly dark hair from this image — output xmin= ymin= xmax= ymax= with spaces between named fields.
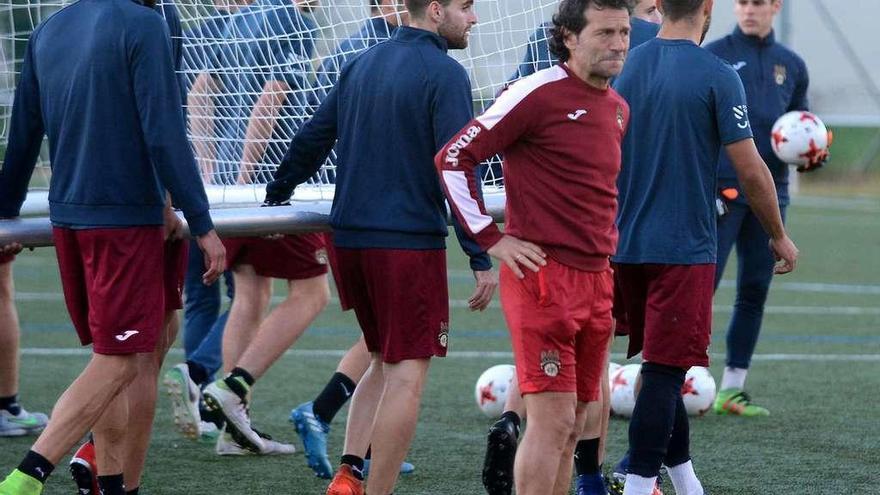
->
xmin=549 ymin=0 xmax=633 ymax=63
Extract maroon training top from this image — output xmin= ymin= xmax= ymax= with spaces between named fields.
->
xmin=436 ymin=64 xmax=630 ymax=272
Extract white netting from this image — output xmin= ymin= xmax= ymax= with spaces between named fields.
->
xmin=2 ymin=0 xmax=558 ymax=205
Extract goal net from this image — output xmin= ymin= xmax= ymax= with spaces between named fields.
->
xmin=1 ymin=0 xmax=558 ymax=212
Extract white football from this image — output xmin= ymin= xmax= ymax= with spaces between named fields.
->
xmin=771 ymin=111 xmax=829 ymax=166
xmin=608 ymin=362 xmax=622 ymax=387
xmin=610 ymin=364 xmax=641 ymax=417
xmin=681 ymin=366 xmax=717 ymax=416
xmin=475 ymin=364 xmax=516 ymax=418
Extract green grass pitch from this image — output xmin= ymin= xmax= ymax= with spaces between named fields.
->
xmin=2 ymin=195 xmax=879 ymax=494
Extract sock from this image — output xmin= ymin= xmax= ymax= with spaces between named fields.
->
xmin=224 ymin=367 xmax=255 ymax=400
xmin=626 ymin=362 xmax=686 ymax=478
xmin=17 ymin=450 xmax=54 ymax=483
xmin=499 ymin=410 xmax=521 ymax=436
xmin=0 ymin=394 xmax=21 ymax=415
xmin=312 ymin=372 xmax=357 ymax=424
xmin=126 ymin=488 xmax=139 ymax=495
xmin=199 ymin=400 xmax=225 ymax=428
xmin=666 ymin=460 xmax=704 ymax=495
xmin=186 ymin=360 xmax=209 ymax=387
xmin=720 ymin=367 xmax=748 ymax=390
xmin=622 ymin=474 xmax=658 ymax=495
xmin=574 ymin=438 xmax=601 ymax=476
xmin=665 ymin=395 xmax=691 ymax=467
xmin=340 ymin=455 xmax=365 ymax=481
xmin=97 ymin=474 xmax=125 ymax=495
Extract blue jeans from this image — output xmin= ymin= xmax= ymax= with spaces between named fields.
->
xmin=183 ymin=239 xmax=234 ymax=379
xmin=714 ymin=202 xmax=787 ymax=369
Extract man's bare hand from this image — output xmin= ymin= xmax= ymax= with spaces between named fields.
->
xmin=487 ymin=235 xmax=547 ymax=279
xmin=0 ymin=242 xmax=23 ymax=257
xmin=197 ymin=230 xmax=226 ymax=285
xmin=770 ymin=235 xmax=799 ymax=275
xmin=468 ymin=269 xmax=497 ymax=311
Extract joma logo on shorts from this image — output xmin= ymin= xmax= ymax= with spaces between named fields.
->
xmin=444 ymin=126 xmax=481 ymax=167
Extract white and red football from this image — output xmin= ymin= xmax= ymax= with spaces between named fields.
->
xmin=681 ymin=366 xmax=717 ymax=416
xmin=474 ymin=364 xmax=516 ymax=418
xmin=770 ymin=111 xmax=829 ymax=166
xmin=610 ymin=364 xmax=642 ymax=418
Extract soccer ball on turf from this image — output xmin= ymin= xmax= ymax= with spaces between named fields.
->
xmin=474 ymin=364 xmax=516 ymax=418
xmin=770 ymin=111 xmax=830 ymax=166
xmin=607 ymin=362 xmax=622 ymax=391
xmin=610 ymin=364 xmax=641 ymax=417
xmin=681 ymin=366 xmax=717 ymax=416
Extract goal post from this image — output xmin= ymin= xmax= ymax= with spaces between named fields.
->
xmin=1 ymin=0 xmax=558 ymax=245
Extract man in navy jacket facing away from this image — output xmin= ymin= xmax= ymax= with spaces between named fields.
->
xmin=705 ymin=0 xmax=823 ymax=418
xmin=264 ymin=1 xmax=493 ymax=493
xmin=0 ymin=0 xmax=225 ymax=493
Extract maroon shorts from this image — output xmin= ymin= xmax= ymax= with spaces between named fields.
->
xmin=322 ymin=233 xmax=351 ymax=311
xmin=0 ymin=253 xmax=14 ymax=264
xmin=334 ymin=248 xmax=448 ymax=363
xmin=612 ymin=263 xmax=714 ymax=368
xmin=500 ymin=260 xmax=614 ymax=402
xmin=54 ymin=227 xmax=168 ymax=355
xmin=164 ymin=239 xmax=189 ymax=311
xmin=223 ymin=233 xmax=328 ymax=280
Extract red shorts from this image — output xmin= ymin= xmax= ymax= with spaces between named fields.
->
xmin=164 ymin=239 xmax=189 ymax=311
xmin=612 ymin=263 xmax=714 ymax=368
xmin=54 ymin=227 xmax=168 ymax=355
xmin=334 ymin=248 xmax=448 ymax=363
xmin=223 ymin=233 xmax=328 ymax=280
xmin=500 ymin=259 xmax=614 ymax=403
xmin=0 ymin=253 xmax=14 ymax=264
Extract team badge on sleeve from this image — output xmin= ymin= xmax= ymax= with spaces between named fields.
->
xmin=540 ymin=350 xmax=561 ymax=377
xmin=616 ymin=105 xmax=625 ymax=131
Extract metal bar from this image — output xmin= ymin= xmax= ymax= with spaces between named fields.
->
xmin=0 ymin=194 xmax=508 ymax=248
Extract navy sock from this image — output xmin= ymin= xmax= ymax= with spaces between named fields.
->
xmin=664 ymin=394 xmax=691 ymax=467
xmin=185 ymin=360 xmax=209 ymax=387
xmin=126 ymin=488 xmax=139 ymax=495
xmin=97 ymin=474 xmax=125 ymax=495
xmin=341 ymin=455 xmax=365 ymax=480
xmin=574 ymin=438 xmax=601 ymax=476
xmin=0 ymin=394 xmax=21 ymax=415
xmin=17 ymin=450 xmax=53 ymax=483
xmin=627 ymin=362 xmax=686 ymax=478
xmin=312 ymin=372 xmax=356 ymax=425
xmin=224 ymin=367 xmax=255 ymax=400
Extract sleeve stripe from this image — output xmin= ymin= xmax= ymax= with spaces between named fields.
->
xmin=442 ymin=170 xmax=494 ymax=234
xmin=476 ymin=65 xmax=567 ymax=130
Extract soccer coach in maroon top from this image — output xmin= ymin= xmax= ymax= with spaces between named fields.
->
xmin=436 ymin=1 xmax=631 ymax=494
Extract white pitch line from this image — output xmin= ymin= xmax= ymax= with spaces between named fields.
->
xmin=18 ymin=348 xmax=880 ymax=362
xmin=12 ymin=292 xmax=880 ymax=316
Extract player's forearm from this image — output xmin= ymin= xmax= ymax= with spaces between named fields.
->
xmin=727 ymin=140 xmax=786 ymax=240
xmin=239 ymin=88 xmax=286 ymax=184
xmin=188 ymin=75 xmax=217 ymax=178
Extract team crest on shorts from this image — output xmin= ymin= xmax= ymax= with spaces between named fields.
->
xmin=616 ymin=105 xmax=625 ymax=130
xmin=540 ymin=350 xmax=561 ymax=377
xmin=438 ymin=321 xmax=449 ymax=348
xmin=774 ymin=64 xmax=787 ymax=86
xmin=315 ymin=248 xmax=328 ymax=265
